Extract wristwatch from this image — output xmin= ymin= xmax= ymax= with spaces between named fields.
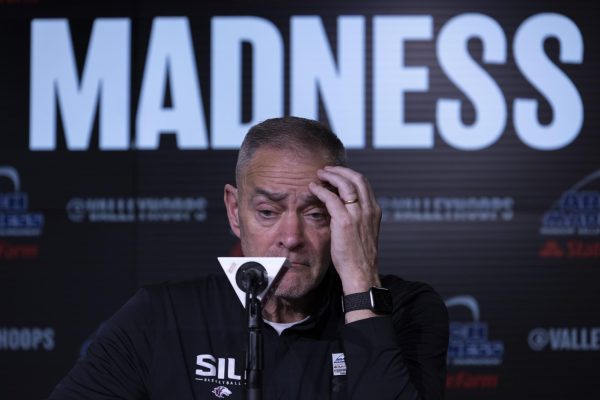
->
xmin=341 ymin=287 xmax=393 ymax=315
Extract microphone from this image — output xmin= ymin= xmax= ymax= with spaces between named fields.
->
xmin=236 ymin=262 xmax=268 ymax=295
xmin=218 ymin=257 xmax=287 ymax=307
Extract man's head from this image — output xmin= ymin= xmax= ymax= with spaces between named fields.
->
xmin=235 ymin=117 xmax=346 ymax=188
xmin=224 ymin=117 xmax=346 ymax=299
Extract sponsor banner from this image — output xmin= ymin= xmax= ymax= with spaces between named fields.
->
xmin=539 ymin=170 xmax=600 ymax=260
xmin=379 ymin=196 xmax=514 ymax=223
xmin=0 ymin=240 xmax=39 ymax=261
xmin=0 ymin=166 xmax=45 ymax=237
xmin=528 ymin=327 xmax=600 ymax=352
xmin=0 ymin=327 xmax=55 ymax=351
xmin=27 ymin=13 xmax=585 ymax=153
xmin=445 ymin=295 xmax=503 ymax=391
xmin=446 ymin=371 xmax=499 ymax=390
xmin=540 ymin=170 xmax=600 ymax=237
xmin=539 ymin=239 xmax=600 ymax=259
xmin=66 ymin=196 xmax=208 ymax=223
xmin=445 ymin=295 xmax=505 ymax=366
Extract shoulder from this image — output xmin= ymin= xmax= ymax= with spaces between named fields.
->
xmin=141 ymin=273 xmax=232 ymax=300
xmin=102 ymin=274 xmax=233 ymax=326
xmin=381 ymin=275 xmax=445 ymax=305
xmin=136 ymin=274 xmax=242 ymax=322
xmin=380 ymin=275 xmax=448 ymax=329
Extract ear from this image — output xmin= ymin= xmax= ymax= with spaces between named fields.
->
xmin=224 ymin=184 xmax=241 ymax=238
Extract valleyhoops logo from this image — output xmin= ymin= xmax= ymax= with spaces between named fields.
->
xmin=528 ymin=327 xmax=600 ymax=351
xmin=66 ymin=196 xmax=208 ymax=223
xmin=379 ymin=196 xmax=514 ymax=223
xmin=0 ymin=327 xmax=55 ymax=351
xmin=539 ymin=170 xmax=600 ymax=260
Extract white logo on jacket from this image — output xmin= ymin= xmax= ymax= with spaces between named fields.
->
xmin=212 ymin=385 xmax=232 ymax=398
xmin=196 ymin=354 xmax=242 ymax=380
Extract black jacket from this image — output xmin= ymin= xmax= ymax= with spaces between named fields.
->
xmin=50 ymin=271 xmax=448 ymax=399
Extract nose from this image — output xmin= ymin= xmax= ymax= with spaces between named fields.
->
xmin=278 ymin=212 xmax=304 ymax=251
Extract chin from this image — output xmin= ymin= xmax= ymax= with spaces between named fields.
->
xmin=271 ymin=278 xmax=315 ymax=300
xmin=269 ymin=263 xmax=328 ymax=300
xmin=272 ymin=283 xmax=309 ymax=299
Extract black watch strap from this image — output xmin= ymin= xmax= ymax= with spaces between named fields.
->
xmin=341 ymin=287 xmax=393 ymax=314
xmin=342 ymin=292 xmax=373 ymax=312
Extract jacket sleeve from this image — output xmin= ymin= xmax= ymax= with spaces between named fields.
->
xmin=340 ymin=283 xmax=449 ymax=400
xmin=48 ymin=288 xmax=154 ymax=400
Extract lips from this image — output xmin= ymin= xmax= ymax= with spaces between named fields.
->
xmin=286 ymin=260 xmax=309 ymax=268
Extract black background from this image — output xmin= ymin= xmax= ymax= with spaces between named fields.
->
xmin=1 ymin=0 xmax=599 ymax=399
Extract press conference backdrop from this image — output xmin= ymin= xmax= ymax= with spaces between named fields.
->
xmin=1 ymin=0 xmax=599 ymax=398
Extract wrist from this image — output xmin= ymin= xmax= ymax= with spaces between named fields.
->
xmin=344 ymin=309 xmax=378 ymax=323
xmin=341 ymin=275 xmax=381 ymax=295
xmin=337 ymin=265 xmax=380 ymax=294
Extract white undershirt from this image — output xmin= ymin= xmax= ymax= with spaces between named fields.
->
xmin=264 ymin=316 xmax=311 ymax=335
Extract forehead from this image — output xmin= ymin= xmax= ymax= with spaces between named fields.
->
xmin=241 ymin=147 xmax=327 ymax=192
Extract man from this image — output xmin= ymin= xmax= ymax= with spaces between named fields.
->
xmin=50 ymin=117 xmax=448 ymax=399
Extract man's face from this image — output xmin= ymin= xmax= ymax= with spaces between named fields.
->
xmin=225 ymin=146 xmax=332 ymax=299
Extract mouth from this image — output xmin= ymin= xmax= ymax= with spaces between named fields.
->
xmin=286 ymin=260 xmax=309 ymax=268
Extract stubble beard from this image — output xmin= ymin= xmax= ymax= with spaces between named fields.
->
xmin=270 ymin=267 xmax=326 ymax=300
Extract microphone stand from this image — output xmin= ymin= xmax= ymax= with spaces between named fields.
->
xmin=245 ymin=287 xmax=263 ymax=400
xmin=236 ymin=262 xmax=267 ymax=400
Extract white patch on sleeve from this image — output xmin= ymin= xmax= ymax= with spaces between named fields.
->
xmin=331 ymin=353 xmax=347 ymax=376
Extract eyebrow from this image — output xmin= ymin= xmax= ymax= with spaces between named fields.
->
xmin=253 ymin=188 xmax=288 ymax=202
xmin=252 ymin=188 xmax=323 ymax=206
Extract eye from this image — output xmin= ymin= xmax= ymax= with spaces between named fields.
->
xmin=306 ymin=211 xmax=329 ymax=221
xmin=258 ymin=209 xmax=276 ymax=218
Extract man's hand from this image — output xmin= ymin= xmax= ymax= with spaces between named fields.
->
xmin=308 ymin=166 xmax=383 ymax=321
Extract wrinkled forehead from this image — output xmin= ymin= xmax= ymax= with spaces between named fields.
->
xmin=241 ymin=145 xmax=329 ymax=176
xmin=238 ymin=146 xmax=328 ymax=193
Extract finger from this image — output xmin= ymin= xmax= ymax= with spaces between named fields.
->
xmin=322 ymin=166 xmax=375 ymax=208
xmin=308 ymin=181 xmax=351 ymax=220
xmin=323 ymin=166 xmax=382 ymax=227
xmin=317 ymin=169 xmax=361 ymax=205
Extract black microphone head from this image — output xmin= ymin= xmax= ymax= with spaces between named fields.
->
xmin=235 ymin=261 xmax=268 ymax=294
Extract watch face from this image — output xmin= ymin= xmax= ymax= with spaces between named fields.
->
xmin=371 ymin=287 xmax=393 ymax=314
